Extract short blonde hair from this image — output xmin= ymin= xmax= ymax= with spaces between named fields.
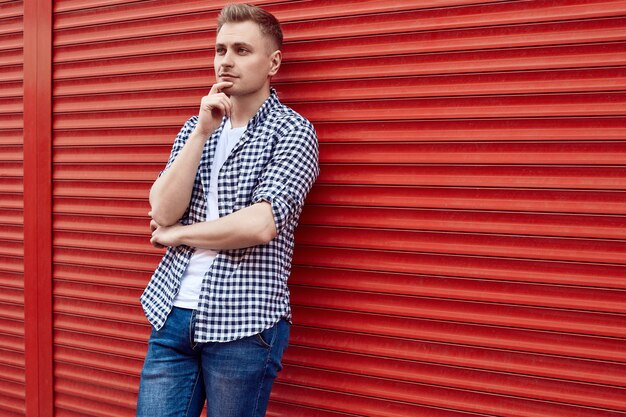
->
xmin=217 ymin=3 xmax=283 ymax=50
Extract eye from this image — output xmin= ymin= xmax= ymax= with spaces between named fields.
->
xmin=238 ymin=47 xmax=249 ymax=54
xmin=216 ymin=47 xmax=226 ymax=55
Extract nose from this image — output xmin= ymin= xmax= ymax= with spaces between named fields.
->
xmin=220 ymin=49 xmax=234 ymax=68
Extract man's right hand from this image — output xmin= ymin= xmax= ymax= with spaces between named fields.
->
xmin=194 ymin=81 xmax=234 ymax=137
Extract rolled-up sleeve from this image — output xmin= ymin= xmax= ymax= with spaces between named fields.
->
xmin=251 ymin=118 xmax=320 ymax=234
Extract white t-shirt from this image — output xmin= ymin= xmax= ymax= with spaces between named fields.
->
xmin=173 ymin=120 xmax=246 ymax=309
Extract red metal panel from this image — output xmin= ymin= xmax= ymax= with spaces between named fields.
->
xmin=23 ymin=0 xmax=53 ymax=416
xmin=300 ymin=206 xmax=626 ymax=239
xmin=291 ymin=93 xmax=626 ymax=120
xmin=292 ymin=305 xmax=626 ymax=364
xmin=293 ymin=245 xmax=626 ymax=288
xmin=314 ymin=165 xmax=626 ymax=189
xmin=283 ymin=17 xmax=626 ymax=60
xmin=0 ymin=1 xmax=25 ymax=416
xmin=308 ymin=185 xmax=626 ymax=215
xmin=317 ymin=141 xmax=626 ymax=164
xmin=52 ymin=15 xmax=626 ymax=63
xmin=289 ymin=286 xmax=626 ymax=338
xmin=52 ymin=0 xmax=507 ymax=33
xmin=277 ymin=365 xmax=626 ymax=417
xmin=283 ymin=345 xmax=626 ymax=410
xmin=281 ymin=42 xmax=626 ymax=83
xmin=51 ymin=4 xmax=171 ymax=412
xmin=288 ymin=325 xmax=626 ymax=387
xmin=282 ymin=0 xmax=626 ymax=40
xmin=48 ymin=1 xmax=626 ymax=416
xmin=291 ymin=266 xmax=626 ymax=314
xmin=52 ymin=1 xmax=626 ymax=49
xmin=270 ymin=383 xmax=483 ymax=417
xmin=296 ymin=226 xmax=626 ymax=264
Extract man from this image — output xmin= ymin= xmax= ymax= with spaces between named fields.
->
xmin=136 ymin=4 xmax=319 ymax=417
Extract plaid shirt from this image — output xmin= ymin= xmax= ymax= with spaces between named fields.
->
xmin=140 ymin=90 xmax=319 ymax=342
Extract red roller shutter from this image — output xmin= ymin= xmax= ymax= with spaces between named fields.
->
xmin=285 ymin=1 xmax=626 ymax=416
xmin=0 ymin=1 xmax=25 ymax=416
xmin=50 ymin=1 xmax=626 ymax=417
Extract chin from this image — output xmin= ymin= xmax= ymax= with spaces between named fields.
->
xmin=221 ymin=87 xmax=236 ymax=97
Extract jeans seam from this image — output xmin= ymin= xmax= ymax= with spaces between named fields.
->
xmin=189 ymin=310 xmax=198 ymax=350
xmin=251 ymin=321 xmax=280 ymax=417
xmin=183 ymin=369 xmax=202 ymax=417
xmin=251 ymin=340 xmax=272 ymax=417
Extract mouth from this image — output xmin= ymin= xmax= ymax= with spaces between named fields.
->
xmin=219 ymin=74 xmax=238 ymax=80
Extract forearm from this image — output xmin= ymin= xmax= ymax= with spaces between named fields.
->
xmin=151 ymin=202 xmax=277 ymax=250
xmin=149 ymin=129 xmax=208 ymax=226
xmin=151 ymin=82 xmax=234 ymax=226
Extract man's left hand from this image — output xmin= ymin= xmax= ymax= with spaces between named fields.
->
xmin=149 ymin=212 xmax=182 ymax=249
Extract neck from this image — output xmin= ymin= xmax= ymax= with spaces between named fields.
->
xmin=229 ymin=87 xmax=271 ymax=128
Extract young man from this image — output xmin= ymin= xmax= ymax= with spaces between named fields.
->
xmin=136 ymin=4 xmax=319 ymax=417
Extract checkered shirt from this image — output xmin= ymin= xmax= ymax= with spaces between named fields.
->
xmin=140 ymin=90 xmax=319 ymax=342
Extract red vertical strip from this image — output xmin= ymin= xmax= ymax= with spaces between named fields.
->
xmin=23 ymin=0 xmax=53 ymax=416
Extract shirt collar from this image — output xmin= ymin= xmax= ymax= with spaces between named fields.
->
xmin=248 ymin=88 xmax=281 ymax=130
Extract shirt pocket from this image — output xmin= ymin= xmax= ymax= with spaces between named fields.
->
xmin=224 ymin=143 xmax=273 ymax=212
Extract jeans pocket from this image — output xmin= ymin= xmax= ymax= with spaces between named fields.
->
xmin=254 ymin=324 xmax=276 ymax=349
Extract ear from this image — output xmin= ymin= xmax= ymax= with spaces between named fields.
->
xmin=268 ymin=50 xmax=282 ymax=77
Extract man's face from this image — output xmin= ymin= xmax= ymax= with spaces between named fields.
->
xmin=214 ymin=21 xmax=278 ymax=97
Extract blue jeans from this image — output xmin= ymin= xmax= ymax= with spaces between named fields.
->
xmin=136 ymin=307 xmax=290 ymax=417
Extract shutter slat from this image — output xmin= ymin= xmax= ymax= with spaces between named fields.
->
xmin=316 ymin=165 xmax=626 ymax=189
xmin=296 ymin=226 xmax=626 ymax=264
xmin=293 ymin=246 xmax=626 ymax=288
xmin=308 ymin=185 xmax=626 ymax=215
xmin=320 ymin=141 xmax=626 ymax=164
xmin=300 ymin=206 xmax=626 ymax=239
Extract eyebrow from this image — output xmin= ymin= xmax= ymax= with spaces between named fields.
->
xmin=215 ymin=42 xmax=254 ymax=49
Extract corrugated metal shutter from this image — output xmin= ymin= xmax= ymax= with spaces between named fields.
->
xmin=0 ymin=1 xmax=25 ymax=416
xmin=50 ymin=1 xmax=626 ymax=417
xmin=285 ymin=1 xmax=626 ymax=416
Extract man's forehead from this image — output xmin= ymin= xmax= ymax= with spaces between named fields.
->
xmin=216 ymin=21 xmax=275 ymax=52
xmin=216 ymin=21 xmax=263 ymax=42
